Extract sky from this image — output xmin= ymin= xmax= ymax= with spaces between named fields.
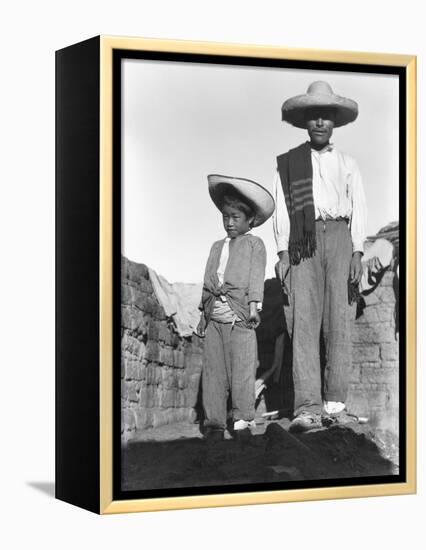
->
xmin=122 ymin=58 xmax=399 ymax=283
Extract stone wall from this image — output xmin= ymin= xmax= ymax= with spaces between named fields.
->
xmin=347 ymin=269 xmax=399 ymax=433
xmin=121 ymin=257 xmax=203 ymax=441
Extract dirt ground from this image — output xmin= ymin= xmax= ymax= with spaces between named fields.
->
xmin=121 ymin=418 xmax=399 ymax=492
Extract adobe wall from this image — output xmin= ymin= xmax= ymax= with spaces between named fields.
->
xmin=347 ymin=270 xmax=399 ymax=433
xmin=121 ymin=258 xmax=203 ymax=442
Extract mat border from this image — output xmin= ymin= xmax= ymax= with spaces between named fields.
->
xmin=98 ymin=36 xmax=417 ymax=514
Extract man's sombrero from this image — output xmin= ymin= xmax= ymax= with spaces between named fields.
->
xmin=207 ymin=174 xmax=275 ymax=228
xmin=281 ymin=81 xmax=358 ymax=129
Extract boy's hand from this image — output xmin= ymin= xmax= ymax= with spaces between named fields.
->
xmin=196 ymin=312 xmax=206 ymax=338
xmin=248 ymin=302 xmax=261 ymax=329
xmin=350 ymin=251 xmax=363 ymax=284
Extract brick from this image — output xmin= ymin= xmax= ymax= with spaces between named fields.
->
xmin=356 ymin=307 xmax=379 ymax=324
xmin=348 ymin=364 xmax=361 ymax=383
xmin=381 ymin=360 xmax=398 ymax=369
xmin=380 ymin=342 xmax=399 ymax=361
xmin=175 ymin=391 xmax=186 ymax=408
xmin=121 ymin=380 xmax=128 ymax=400
xmin=377 ymin=307 xmax=395 ymax=323
xmin=352 ymin=344 xmax=379 ymax=362
xmin=127 ymin=381 xmax=140 ymax=402
xmin=145 ymin=365 xmax=156 ymax=385
xmin=173 ymin=349 xmax=185 ymax=368
xmin=134 ymin=292 xmax=157 ymax=314
xmin=346 ymin=387 xmax=369 ymax=417
xmin=160 ymin=389 xmax=176 ymax=408
xmin=138 ymin=277 xmax=153 ymax=294
xmin=134 ymin=408 xmax=153 ymax=429
xmin=145 ymin=341 xmax=160 ymax=362
xmin=122 ymin=333 xmax=144 ymax=357
xmin=376 ymin=286 xmax=396 ymax=304
xmin=362 ymin=291 xmax=380 ymax=307
xmin=380 ymin=271 xmax=396 ymax=287
xmin=177 ymin=372 xmax=187 ymax=389
xmin=159 ymin=346 xmax=174 ymax=365
xmin=158 ymin=321 xmax=171 ymax=343
xmin=152 ymin=303 xmax=167 ymax=321
xmin=121 ymin=307 xmax=144 ymax=331
xmin=155 ymin=366 xmax=163 ymax=385
xmin=137 ymin=342 xmax=146 ymax=360
xmin=121 ymin=284 xmax=134 ymax=306
xmin=134 ymin=409 xmax=148 ymax=430
xmin=125 ymin=361 xmax=139 ymax=380
xmin=361 ymin=365 xmax=398 ymax=384
xmin=147 ymin=320 xmax=159 ymax=340
xmin=352 ymin=324 xmax=396 ymax=344
xmin=127 ymin=261 xmax=149 ymax=283
xmin=163 ymin=372 xmax=177 ymax=390
xmin=123 ymin=409 xmax=136 ymax=432
xmin=145 ymin=385 xmax=156 ymax=408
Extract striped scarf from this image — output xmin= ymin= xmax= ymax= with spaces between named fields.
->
xmin=277 ymin=142 xmax=316 ymax=265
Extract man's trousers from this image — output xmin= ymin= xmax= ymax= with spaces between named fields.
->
xmin=284 ymin=219 xmax=357 ymax=416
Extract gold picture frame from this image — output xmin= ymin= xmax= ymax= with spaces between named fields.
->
xmin=56 ymin=35 xmax=416 ymax=514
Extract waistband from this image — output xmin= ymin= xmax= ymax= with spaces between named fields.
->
xmin=315 ymin=216 xmax=349 ymax=224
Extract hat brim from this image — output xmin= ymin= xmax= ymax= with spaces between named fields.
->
xmin=281 ymin=93 xmax=358 ymax=128
xmin=207 ymin=174 xmax=275 ymax=228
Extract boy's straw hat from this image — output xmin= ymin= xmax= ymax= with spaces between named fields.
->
xmin=207 ymin=174 xmax=275 ymax=228
xmin=281 ymin=81 xmax=358 ymax=129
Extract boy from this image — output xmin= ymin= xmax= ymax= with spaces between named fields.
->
xmin=197 ymin=174 xmax=275 ymax=441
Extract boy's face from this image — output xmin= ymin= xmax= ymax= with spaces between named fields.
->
xmin=304 ymin=107 xmax=335 ymax=149
xmin=222 ymin=205 xmax=254 ymax=238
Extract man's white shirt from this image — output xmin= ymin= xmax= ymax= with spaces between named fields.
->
xmin=272 ymin=145 xmax=367 ymax=254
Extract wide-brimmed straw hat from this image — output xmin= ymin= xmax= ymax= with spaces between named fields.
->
xmin=281 ymin=81 xmax=358 ymax=129
xmin=207 ymin=174 xmax=275 ymax=228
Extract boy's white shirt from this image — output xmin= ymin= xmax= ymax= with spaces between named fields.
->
xmin=217 ymin=237 xmax=231 ymax=287
xmin=272 ymin=145 xmax=367 ymax=254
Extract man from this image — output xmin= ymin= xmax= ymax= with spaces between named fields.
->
xmin=273 ymin=80 xmax=367 ymax=432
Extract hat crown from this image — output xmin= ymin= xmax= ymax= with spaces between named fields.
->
xmin=306 ymin=81 xmax=334 ymax=96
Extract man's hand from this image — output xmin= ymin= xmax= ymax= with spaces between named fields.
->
xmin=248 ymin=302 xmax=261 ymax=329
xmin=350 ymin=251 xmax=363 ymax=284
xmin=275 ymin=250 xmax=290 ymax=294
xmin=196 ymin=312 xmax=207 ymax=338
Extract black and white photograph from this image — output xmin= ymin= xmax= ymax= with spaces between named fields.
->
xmin=118 ymin=53 xmax=403 ymax=497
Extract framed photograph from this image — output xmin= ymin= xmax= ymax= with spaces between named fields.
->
xmin=55 ymin=36 xmax=416 ymax=514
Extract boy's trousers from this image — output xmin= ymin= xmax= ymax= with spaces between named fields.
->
xmin=202 ymin=320 xmax=257 ymax=431
xmin=284 ymin=219 xmax=357 ymax=416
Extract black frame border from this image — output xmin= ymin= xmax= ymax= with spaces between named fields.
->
xmin=112 ymin=49 xmax=407 ymax=502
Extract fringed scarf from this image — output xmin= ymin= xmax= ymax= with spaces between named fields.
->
xmin=277 ymin=142 xmax=316 ymax=265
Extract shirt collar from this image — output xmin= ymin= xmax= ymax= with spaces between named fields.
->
xmin=311 ymin=142 xmax=334 ymax=155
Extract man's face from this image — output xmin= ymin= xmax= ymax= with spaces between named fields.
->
xmin=304 ymin=107 xmax=336 ymax=148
